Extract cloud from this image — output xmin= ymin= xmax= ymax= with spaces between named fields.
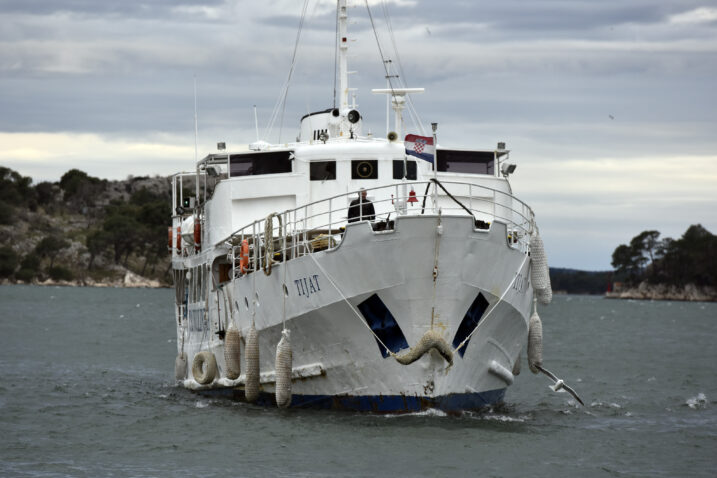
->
xmin=1 ymin=0 xmax=716 ymax=269
xmin=669 ymin=7 xmax=717 ymax=25
xmin=0 ymin=132 xmax=193 ymax=181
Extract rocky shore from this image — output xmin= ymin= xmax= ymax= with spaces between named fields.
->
xmin=606 ymin=282 xmax=717 ymax=302
xmin=2 ymin=270 xmax=166 ymax=288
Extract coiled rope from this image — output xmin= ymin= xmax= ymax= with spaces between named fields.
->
xmin=264 ymin=212 xmax=283 ymax=276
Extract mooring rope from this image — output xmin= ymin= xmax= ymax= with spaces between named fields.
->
xmin=453 ymin=253 xmax=530 ymax=355
xmin=306 ymin=253 xmax=394 ymax=357
xmin=308 ymin=252 xmax=454 ymax=366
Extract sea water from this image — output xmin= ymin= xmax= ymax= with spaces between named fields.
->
xmin=1 ymin=285 xmax=715 ymax=477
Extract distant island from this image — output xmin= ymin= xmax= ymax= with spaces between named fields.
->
xmin=606 ymin=226 xmax=717 ymax=302
xmin=1 ymin=166 xmax=715 ymax=300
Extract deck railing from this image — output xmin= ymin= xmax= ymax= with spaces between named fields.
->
xmin=223 ymin=180 xmax=535 ymax=279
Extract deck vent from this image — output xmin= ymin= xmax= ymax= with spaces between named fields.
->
xmin=452 ymin=293 xmax=490 ymax=357
xmin=357 ymin=294 xmax=409 ymax=358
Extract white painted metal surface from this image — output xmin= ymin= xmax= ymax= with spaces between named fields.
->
xmin=167 ymin=2 xmax=544 ymax=412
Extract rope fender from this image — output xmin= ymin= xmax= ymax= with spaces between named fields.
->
xmin=393 ymin=329 xmax=453 ymax=366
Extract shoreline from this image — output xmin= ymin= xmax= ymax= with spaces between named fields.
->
xmin=1 ymin=270 xmax=169 ymax=289
xmin=605 ymin=282 xmax=716 ymax=303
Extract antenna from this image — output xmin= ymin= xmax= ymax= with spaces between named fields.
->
xmin=193 ymin=76 xmax=200 ymax=206
xmin=338 ymin=0 xmax=349 ymax=110
xmin=193 ymin=76 xmax=199 ymax=163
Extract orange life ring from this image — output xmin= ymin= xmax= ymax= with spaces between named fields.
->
xmin=239 ymin=239 xmax=249 ymax=274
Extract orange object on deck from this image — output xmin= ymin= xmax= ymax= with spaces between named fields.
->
xmin=194 ymin=221 xmax=201 ymax=246
xmin=239 ymin=240 xmax=250 ymax=274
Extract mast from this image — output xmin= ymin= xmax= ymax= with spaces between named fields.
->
xmin=338 ymin=0 xmax=349 ymax=110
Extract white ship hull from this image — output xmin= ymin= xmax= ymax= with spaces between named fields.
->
xmin=177 ymin=215 xmax=533 ymax=412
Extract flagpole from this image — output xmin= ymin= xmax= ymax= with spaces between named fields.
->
xmin=431 ymin=122 xmax=438 ymax=213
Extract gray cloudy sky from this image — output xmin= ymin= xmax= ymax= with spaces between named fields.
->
xmin=1 ymin=0 xmax=716 ymax=270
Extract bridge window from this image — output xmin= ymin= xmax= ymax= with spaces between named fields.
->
xmin=437 ymin=150 xmax=494 ymax=175
xmin=229 ymin=151 xmax=292 ymax=177
xmin=392 ymin=160 xmax=417 ymax=180
xmin=310 ymin=161 xmax=336 ymax=181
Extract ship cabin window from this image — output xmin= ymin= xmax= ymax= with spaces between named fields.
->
xmin=436 ymin=150 xmax=494 ymax=175
xmin=310 ymin=161 xmax=336 ymax=181
xmin=392 ymin=160 xmax=417 ymax=180
xmin=229 ymin=151 xmax=293 ymax=177
xmin=351 ymin=160 xmax=378 ymax=180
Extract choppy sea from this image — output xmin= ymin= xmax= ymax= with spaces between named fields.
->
xmin=1 ymin=285 xmax=715 ymax=477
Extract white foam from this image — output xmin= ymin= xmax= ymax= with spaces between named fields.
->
xmin=481 ymin=414 xmax=528 ymax=423
xmin=195 ymin=400 xmax=210 ymax=409
xmin=686 ymin=393 xmax=708 ymax=409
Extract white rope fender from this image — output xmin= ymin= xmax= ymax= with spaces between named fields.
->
xmin=174 ymin=352 xmax=187 ymax=381
xmin=244 ymin=323 xmax=260 ymax=402
xmin=527 ymin=300 xmax=543 ymax=374
xmin=224 ymin=324 xmax=242 ymax=380
xmin=275 ymin=329 xmax=293 ymax=408
xmin=530 ymin=231 xmax=552 ymax=305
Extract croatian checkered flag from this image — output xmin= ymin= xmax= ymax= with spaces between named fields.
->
xmin=404 ymin=134 xmax=435 ymax=163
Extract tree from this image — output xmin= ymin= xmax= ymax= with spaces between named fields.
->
xmin=0 ymin=201 xmax=14 ymax=225
xmin=35 ymin=236 xmax=70 ymax=269
xmin=86 ymin=230 xmax=110 ymax=270
xmin=35 ymin=181 xmax=57 ymax=206
xmin=59 ymin=169 xmax=105 ymax=213
xmin=611 ymin=243 xmax=641 ymax=285
xmin=630 ymin=230 xmax=661 ymax=264
xmin=0 ymin=246 xmax=19 ymax=277
xmin=614 ymin=225 xmax=717 ymax=288
xmin=130 ymin=188 xmax=170 ymax=275
xmin=103 ymin=203 xmax=142 ymax=266
xmin=1 ymin=167 xmax=34 ymax=205
xmin=15 ymin=253 xmax=41 ymax=282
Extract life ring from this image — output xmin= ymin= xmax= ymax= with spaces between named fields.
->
xmin=356 ymin=161 xmax=374 ymax=178
xmin=239 ymin=239 xmax=250 ymax=274
xmin=192 ymin=350 xmax=218 ymax=385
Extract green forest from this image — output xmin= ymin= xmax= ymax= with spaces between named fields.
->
xmin=610 ymin=226 xmax=717 ymax=288
xmin=0 ymin=166 xmax=172 ymax=285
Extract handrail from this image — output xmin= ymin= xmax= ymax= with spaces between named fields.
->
xmin=213 ymin=180 xmax=535 ymax=278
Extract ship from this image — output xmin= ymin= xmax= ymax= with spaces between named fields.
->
xmin=169 ymin=0 xmax=554 ymax=413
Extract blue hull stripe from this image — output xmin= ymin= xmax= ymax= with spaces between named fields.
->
xmin=197 ymin=388 xmax=506 ymax=413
